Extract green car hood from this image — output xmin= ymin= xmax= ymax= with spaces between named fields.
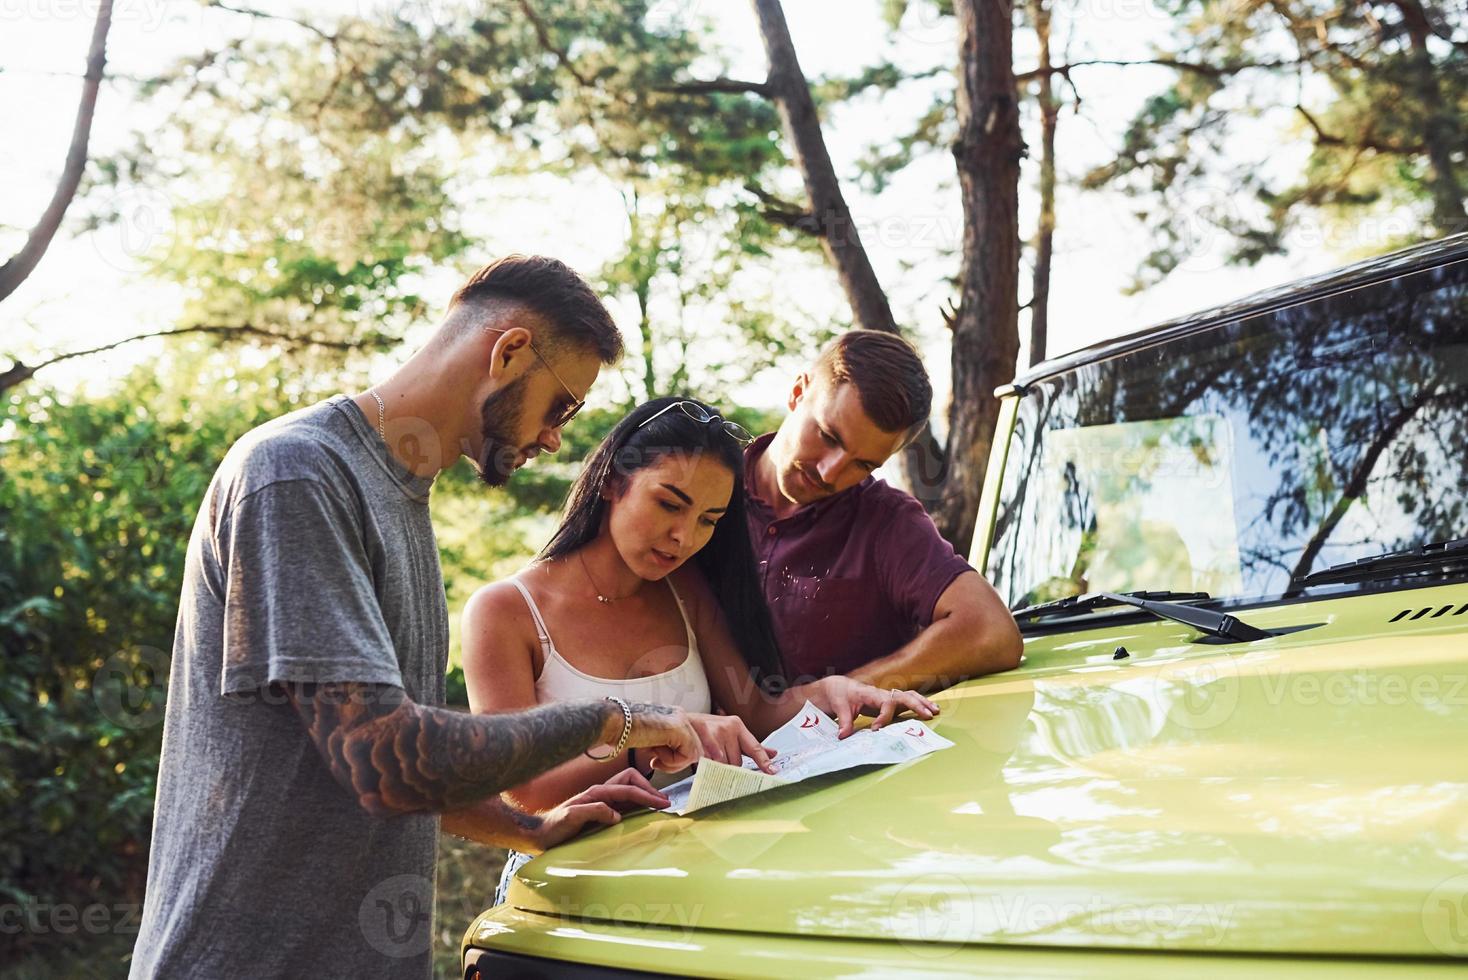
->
xmin=504 ymin=583 xmax=1468 ymax=959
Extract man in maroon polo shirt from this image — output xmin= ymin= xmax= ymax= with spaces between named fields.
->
xmin=745 ymin=330 xmax=1022 ymax=692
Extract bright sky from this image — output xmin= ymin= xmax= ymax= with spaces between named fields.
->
xmin=0 ymin=0 xmax=1403 ymax=409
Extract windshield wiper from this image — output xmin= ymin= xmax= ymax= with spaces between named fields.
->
xmin=1013 ymin=590 xmax=1271 ymax=642
xmin=1014 ymin=590 xmax=1211 ymax=622
xmin=1298 ymin=536 xmax=1468 ymax=588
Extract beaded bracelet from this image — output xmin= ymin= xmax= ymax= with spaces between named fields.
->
xmin=585 ymin=695 xmax=632 ymax=762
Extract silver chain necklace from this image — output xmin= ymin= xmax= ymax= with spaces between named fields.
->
xmin=369 ymin=390 xmax=386 ymax=441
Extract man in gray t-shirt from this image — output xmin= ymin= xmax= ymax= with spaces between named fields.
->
xmin=130 ymin=257 xmax=701 ymax=978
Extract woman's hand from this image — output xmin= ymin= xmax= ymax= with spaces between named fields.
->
xmin=529 ymin=768 xmax=671 ymax=853
xmin=688 ymin=713 xmax=778 ymax=773
xmin=798 ymin=676 xmax=940 ymax=738
xmin=620 ymin=702 xmax=704 ymax=772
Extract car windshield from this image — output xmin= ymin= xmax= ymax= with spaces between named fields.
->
xmin=988 ymin=258 xmax=1468 ymax=611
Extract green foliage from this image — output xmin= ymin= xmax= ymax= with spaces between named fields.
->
xmin=0 ymin=354 xmax=339 ymax=959
xmin=82 ymin=33 xmax=475 ymax=350
xmin=1086 ymin=0 xmax=1468 ymax=289
xmin=880 ymin=0 xmax=955 ymax=28
xmin=64 ymin=0 xmax=862 ymax=424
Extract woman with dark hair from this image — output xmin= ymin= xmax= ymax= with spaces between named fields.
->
xmin=462 ymin=397 xmax=936 ymax=902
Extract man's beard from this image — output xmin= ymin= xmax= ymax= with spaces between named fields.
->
xmin=783 ymin=461 xmax=833 ymax=502
xmin=476 ymin=377 xmax=529 ymax=488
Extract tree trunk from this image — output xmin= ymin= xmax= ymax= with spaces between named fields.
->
xmin=636 ymin=278 xmax=656 ymax=401
xmin=749 ymin=0 xmax=948 ymax=511
xmin=1027 ymin=0 xmax=1058 ymax=368
xmin=0 ymin=0 xmax=114 ymax=304
xmin=1392 ymin=0 xmax=1467 ymax=233
xmin=935 ymin=0 xmax=1025 ymax=551
xmin=750 ymin=0 xmax=899 ymax=336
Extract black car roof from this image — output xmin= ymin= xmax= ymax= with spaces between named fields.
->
xmin=1012 ymin=232 xmax=1468 ymax=390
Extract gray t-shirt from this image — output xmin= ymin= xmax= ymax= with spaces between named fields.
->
xmin=130 ymin=395 xmax=449 ymax=979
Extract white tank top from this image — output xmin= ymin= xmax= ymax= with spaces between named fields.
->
xmin=509 ymin=577 xmax=713 ymax=714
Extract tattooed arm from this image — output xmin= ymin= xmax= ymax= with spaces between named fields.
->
xmin=284 ymin=682 xmax=699 ymax=816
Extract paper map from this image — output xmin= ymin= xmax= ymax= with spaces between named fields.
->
xmin=658 ymin=700 xmax=953 ymax=815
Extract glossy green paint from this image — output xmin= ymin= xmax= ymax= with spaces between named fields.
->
xmin=464 ymin=904 xmax=1462 ymax=978
xmin=470 ymin=583 xmax=1468 ymax=966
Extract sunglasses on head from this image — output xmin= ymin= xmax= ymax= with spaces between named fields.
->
xmin=636 ymin=400 xmax=753 ymax=446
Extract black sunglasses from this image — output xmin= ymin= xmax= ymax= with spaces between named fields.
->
xmin=636 ymin=400 xmax=753 ymax=446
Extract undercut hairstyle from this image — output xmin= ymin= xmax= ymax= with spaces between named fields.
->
xmin=813 ymin=329 xmax=932 ymax=435
xmin=449 ymin=255 xmax=623 ymax=363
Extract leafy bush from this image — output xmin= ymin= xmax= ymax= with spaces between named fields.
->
xmin=0 ymin=358 xmax=327 ymax=959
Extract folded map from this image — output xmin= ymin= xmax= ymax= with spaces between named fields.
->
xmin=658 ymin=700 xmax=954 ymax=815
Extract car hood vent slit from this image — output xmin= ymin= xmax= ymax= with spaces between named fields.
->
xmin=1390 ymin=602 xmax=1468 ymax=623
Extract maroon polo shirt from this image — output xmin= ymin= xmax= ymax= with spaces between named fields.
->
xmin=743 ymin=434 xmax=974 ymax=682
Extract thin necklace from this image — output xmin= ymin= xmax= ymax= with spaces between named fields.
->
xmin=369 ymin=389 xmax=386 ymax=441
xmin=576 ymin=550 xmax=627 ymax=604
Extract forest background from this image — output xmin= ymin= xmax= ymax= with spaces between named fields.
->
xmin=2 ymin=0 xmax=1463 ymax=974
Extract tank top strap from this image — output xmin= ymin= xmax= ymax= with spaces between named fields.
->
xmin=664 ymin=578 xmax=697 ymax=655
xmin=508 ymin=578 xmax=553 ymax=652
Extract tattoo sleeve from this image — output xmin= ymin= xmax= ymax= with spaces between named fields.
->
xmin=284 ymin=682 xmax=618 ymax=816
